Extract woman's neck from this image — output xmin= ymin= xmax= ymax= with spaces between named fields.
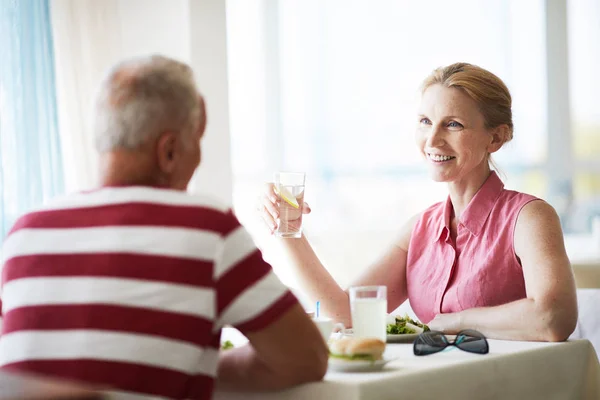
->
xmin=446 ymin=164 xmax=492 ymax=221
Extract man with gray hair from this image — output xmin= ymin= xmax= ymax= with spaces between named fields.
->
xmin=0 ymin=55 xmax=328 ymax=399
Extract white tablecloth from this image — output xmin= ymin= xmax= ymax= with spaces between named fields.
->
xmin=215 ymin=339 xmax=600 ymax=400
xmin=571 ymin=289 xmax=600 ymax=359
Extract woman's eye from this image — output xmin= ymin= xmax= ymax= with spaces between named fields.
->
xmin=448 ymin=121 xmax=463 ymax=128
xmin=420 ymin=118 xmax=431 ymax=125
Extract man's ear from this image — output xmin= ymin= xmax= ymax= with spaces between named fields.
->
xmin=487 ymin=124 xmax=510 ymax=154
xmin=156 ymin=132 xmax=177 ymax=173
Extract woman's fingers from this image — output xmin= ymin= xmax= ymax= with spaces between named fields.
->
xmin=262 ymin=193 xmax=279 ymax=219
xmin=265 ymin=182 xmax=278 ymax=202
xmin=260 ymin=205 xmax=277 ymax=233
xmin=257 ymin=182 xmax=311 ymax=234
xmin=256 ymin=183 xmax=280 ymax=234
xmin=302 ymin=201 xmax=312 ymax=215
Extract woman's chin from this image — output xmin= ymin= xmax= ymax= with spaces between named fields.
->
xmin=429 ymin=171 xmax=452 ymax=183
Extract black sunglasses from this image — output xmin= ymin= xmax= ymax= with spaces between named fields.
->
xmin=413 ymin=329 xmax=489 ymax=356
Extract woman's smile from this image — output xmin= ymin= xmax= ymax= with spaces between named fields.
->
xmin=427 ymin=153 xmax=456 ymax=163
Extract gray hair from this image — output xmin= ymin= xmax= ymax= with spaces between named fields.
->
xmin=94 ymin=55 xmax=202 ymax=152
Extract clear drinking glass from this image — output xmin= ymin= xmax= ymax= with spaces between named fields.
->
xmin=274 ymin=172 xmax=306 ymax=238
xmin=349 ymin=286 xmax=387 ymax=342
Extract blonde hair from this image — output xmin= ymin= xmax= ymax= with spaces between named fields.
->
xmin=421 ymin=62 xmax=513 ymax=172
xmin=94 ymin=55 xmax=202 ymax=152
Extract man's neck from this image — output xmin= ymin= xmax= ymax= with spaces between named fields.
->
xmin=99 ymin=151 xmax=165 ymax=188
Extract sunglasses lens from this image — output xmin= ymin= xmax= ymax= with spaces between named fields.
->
xmin=413 ymin=331 xmax=449 ymax=356
xmin=454 ymin=329 xmax=489 ymax=354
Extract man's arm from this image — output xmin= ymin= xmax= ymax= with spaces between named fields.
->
xmin=214 ymin=213 xmax=328 ymax=391
xmin=217 ymin=303 xmax=328 ymax=391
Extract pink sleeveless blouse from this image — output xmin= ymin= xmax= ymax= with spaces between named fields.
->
xmin=406 ymin=172 xmax=539 ymax=323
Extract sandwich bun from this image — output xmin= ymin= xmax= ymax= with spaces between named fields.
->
xmin=329 ymin=337 xmax=386 ymax=361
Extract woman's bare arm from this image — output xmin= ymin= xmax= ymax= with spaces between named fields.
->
xmin=277 ymin=214 xmax=417 ymax=327
xmin=260 ymin=182 xmax=419 ymax=326
xmin=430 ymin=200 xmax=578 ymax=341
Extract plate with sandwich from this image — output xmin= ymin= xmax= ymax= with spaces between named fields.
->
xmin=328 ymin=337 xmax=391 ymax=372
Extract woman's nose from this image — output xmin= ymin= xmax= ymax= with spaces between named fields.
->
xmin=425 ymin=126 xmax=445 ymax=148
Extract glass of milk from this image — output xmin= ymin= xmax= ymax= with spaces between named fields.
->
xmin=349 ymin=286 xmax=387 ymax=342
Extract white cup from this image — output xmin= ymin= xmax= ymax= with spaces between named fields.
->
xmin=313 ymin=317 xmax=345 ymax=343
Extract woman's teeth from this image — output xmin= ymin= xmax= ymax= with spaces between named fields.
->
xmin=428 ymin=153 xmax=455 ymax=162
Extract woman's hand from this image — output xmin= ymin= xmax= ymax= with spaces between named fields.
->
xmin=257 ymin=183 xmax=311 ymax=234
xmin=428 ymin=313 xmax=462 ymax=334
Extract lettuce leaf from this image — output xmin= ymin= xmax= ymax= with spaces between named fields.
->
xmin=386 ymin=314 xmax=430 ymax=334
xmin=386 ymin=324 xmax=416 ymax=334
xmin=329 ymin=353 xmax=377 ymax=361
xmin=221 ymin=340 xmax=234 ymax=350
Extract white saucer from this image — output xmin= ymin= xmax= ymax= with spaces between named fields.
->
xmin=341 ymin=329 xmax=419 ymax=344
xmin=327 ymin=357 xmax=393 ymax=373
xmin=386 ymin=333 xmax=420 ymax=343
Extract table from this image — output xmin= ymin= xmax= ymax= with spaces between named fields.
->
xmin=571 ymin=289 xmax=600 ymax=358
xmin=215 ymin=339 xmax=600 ymax=400
xmin=0 ymin=369 xmax=102 ymax=400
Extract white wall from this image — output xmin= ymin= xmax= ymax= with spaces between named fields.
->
xmin=117 ymin=0 xmax=190 ymax=62
xmin=119 ymin=0 xmax=233 ymax=204
xmin=52 ymin=0 xmax=233 ymax=205
xmin=187 ymin=0 xmax=233 ymax=204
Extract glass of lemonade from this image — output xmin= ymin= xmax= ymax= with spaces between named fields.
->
xmin=274 ymin=172 xmax=306 ymax=238
xmin=349 ymin=286 xmax=387 ymax=342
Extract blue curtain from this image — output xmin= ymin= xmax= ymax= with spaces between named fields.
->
xmin=0 ymin=0 xmax=64 ymax=237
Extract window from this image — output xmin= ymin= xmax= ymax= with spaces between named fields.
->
xmin=0 ymin=0 xmax=64 ymax=236
xmin=226 ymin=0 xmax=594 ymax=288
xmin=567 ymin=0 xmax=600 ymax=233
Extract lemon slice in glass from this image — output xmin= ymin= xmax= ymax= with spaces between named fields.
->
xmin=277 ymin=185 xmax=300 ymax=209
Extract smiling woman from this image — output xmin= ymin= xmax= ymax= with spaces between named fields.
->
xmin=226 ymin=0 xmax=554 ymax=296
xmin=418 ymin=62 xmax=514 ymax=183
xmin=258 ymin=62 xmax=578 ymax=343
xmin=403 ymin=64 xmax=577 ymax=340
xmin=416 ymin=63 xmax=513 ymax=185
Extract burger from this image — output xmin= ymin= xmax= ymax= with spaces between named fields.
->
xmin=329 ymin=337 xmax=386 ymax=362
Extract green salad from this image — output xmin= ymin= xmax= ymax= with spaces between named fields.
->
xmin=329 ymin=353 xmax=378 ymax=362
xmin=386 ymin=314 xmax=430 ymax=335
xmin=221 ymin=340 xmax=234 ymax=350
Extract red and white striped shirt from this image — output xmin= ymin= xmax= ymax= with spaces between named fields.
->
xmin=0 ymin=187 xmax=298 ymax=400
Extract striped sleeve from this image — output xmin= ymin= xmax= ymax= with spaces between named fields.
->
xmin=214 ymin=211 xmax=298 ymax=333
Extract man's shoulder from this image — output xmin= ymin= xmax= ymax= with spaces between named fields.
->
xmin=43 ymin=187 xmax=231 ymax=214
xmin=7 ymin=187 xmax=237 ymax=238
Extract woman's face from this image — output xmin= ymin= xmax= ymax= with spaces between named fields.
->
xmin=415 ymin=84 xmax=496 ymax=183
